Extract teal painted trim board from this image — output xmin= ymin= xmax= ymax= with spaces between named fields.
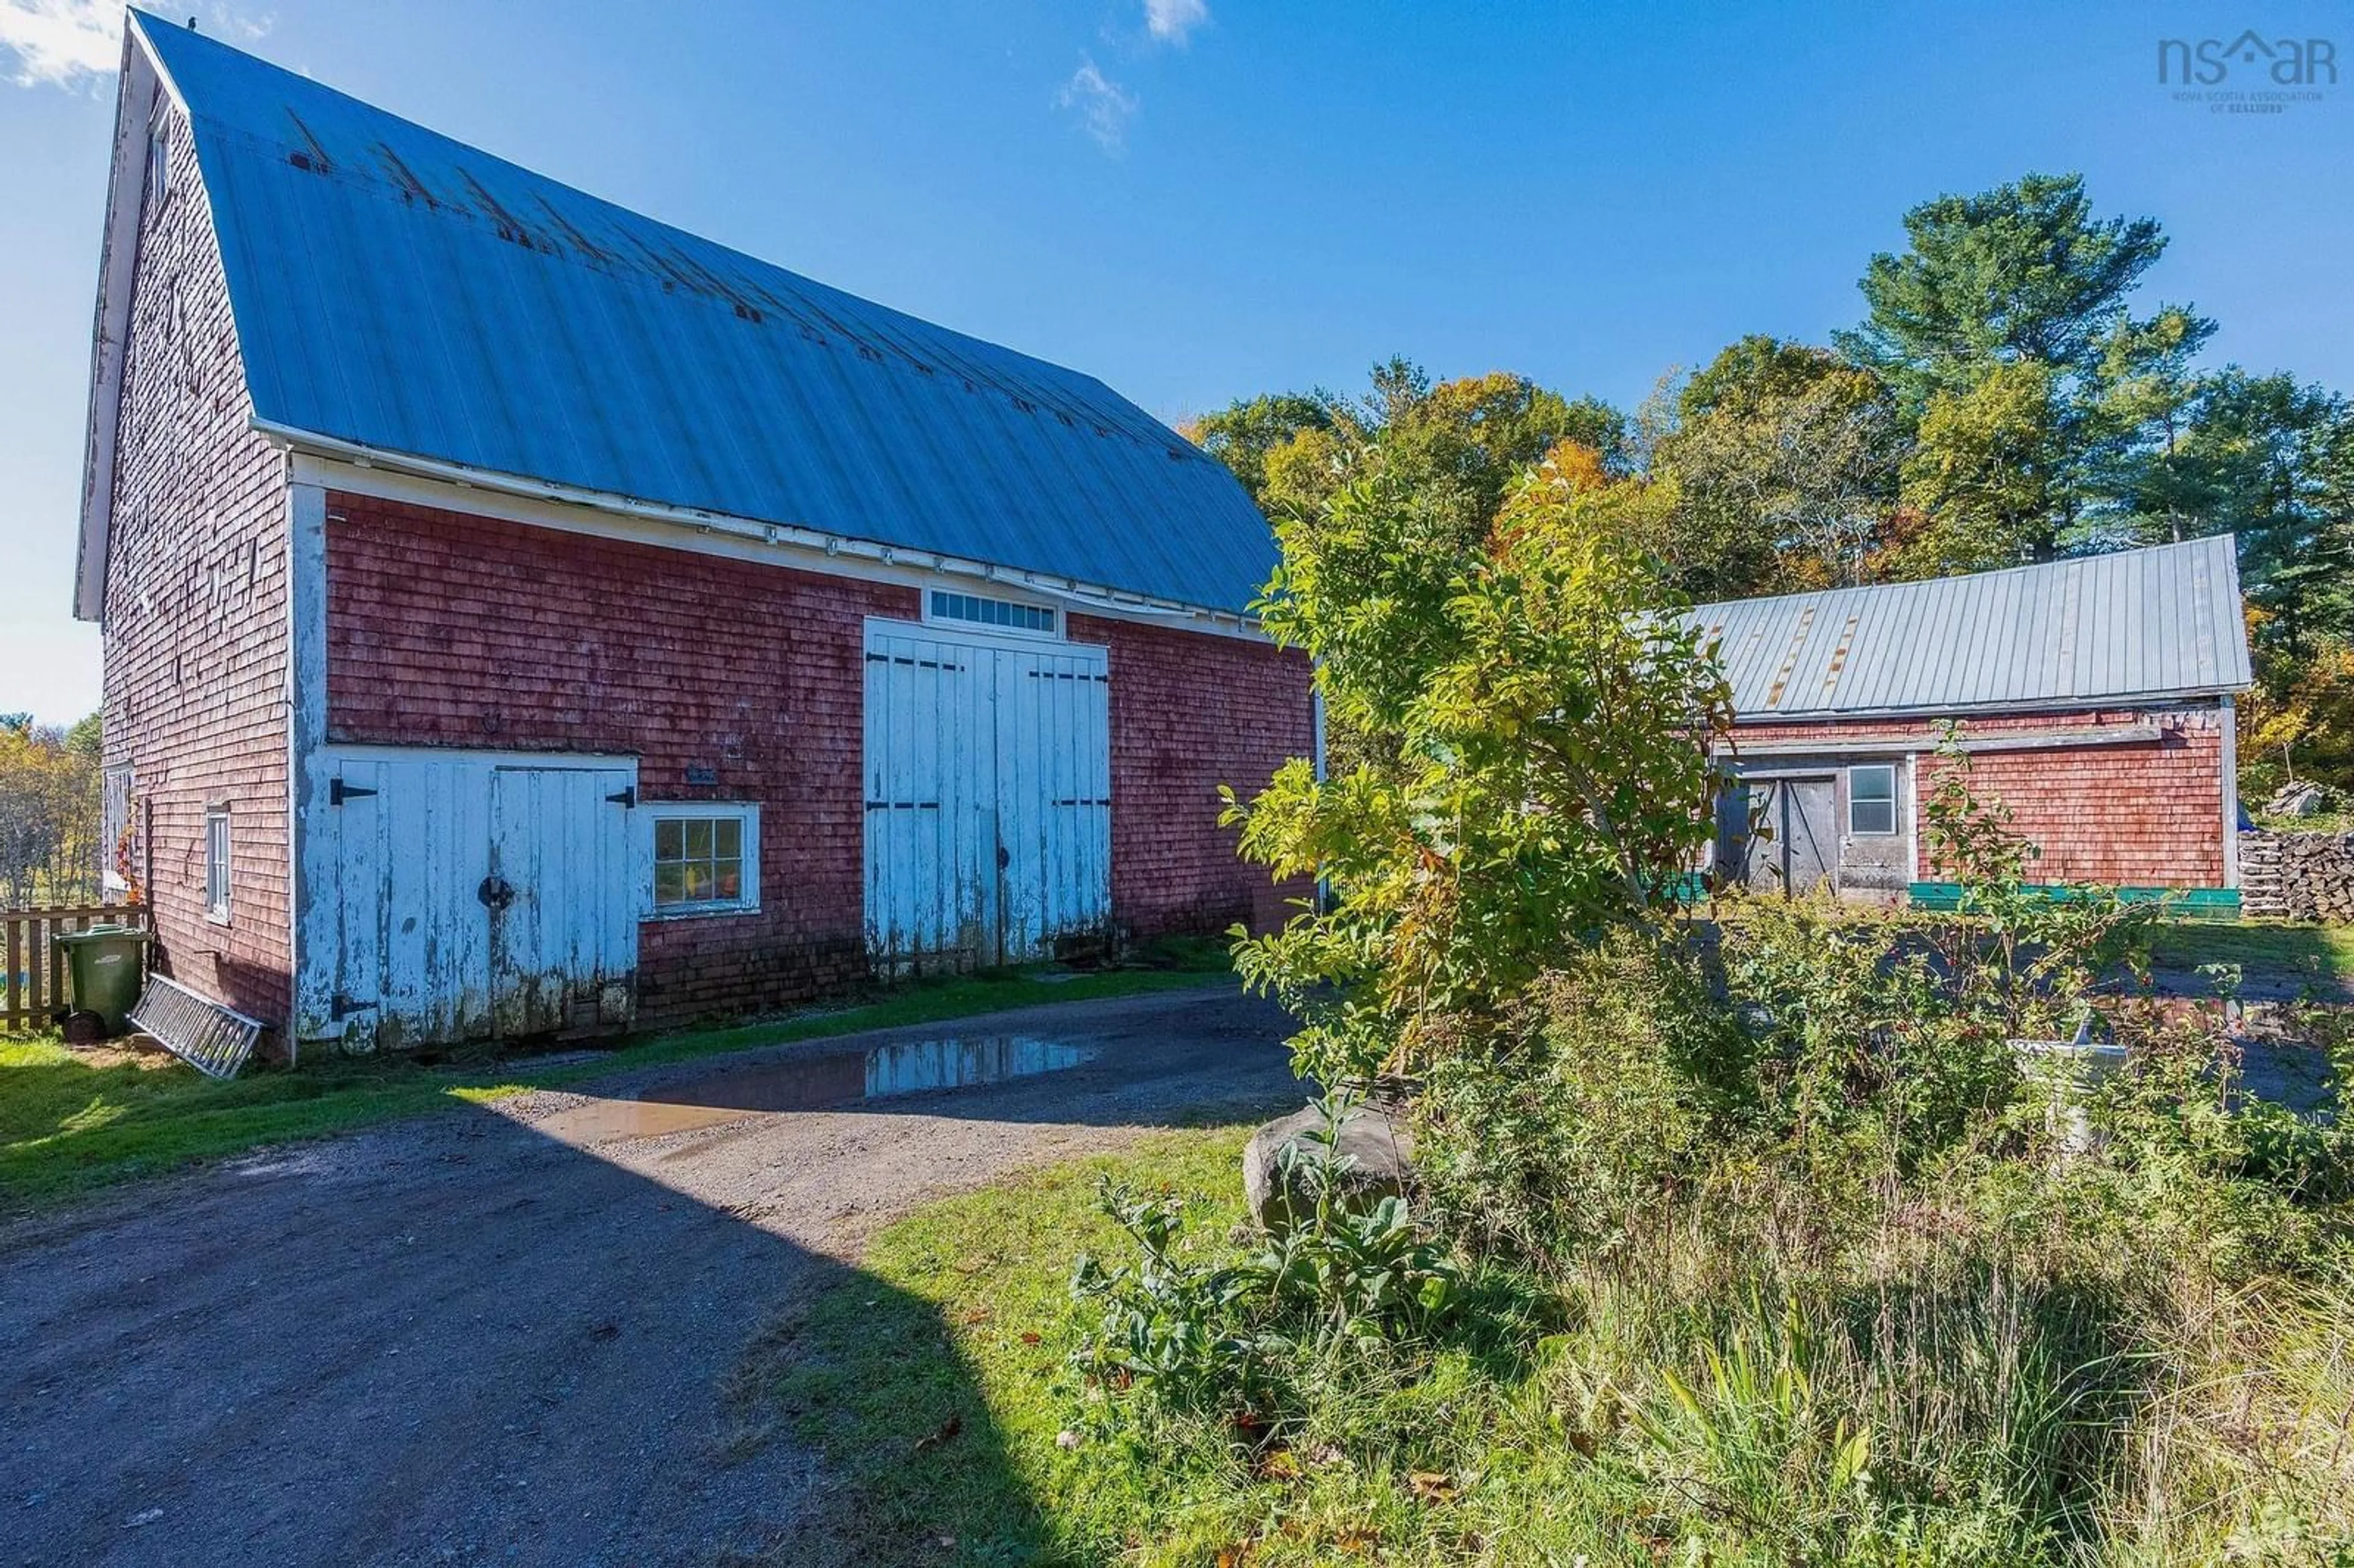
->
xmin=1906 ymin=883 xmax=2241 ymax=919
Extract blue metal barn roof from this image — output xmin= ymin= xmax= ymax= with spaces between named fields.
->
xmin=1690 ymin=535 xmax=2253 ymax=720
xmin=132 ymin=13 xmax=1274 ymax=614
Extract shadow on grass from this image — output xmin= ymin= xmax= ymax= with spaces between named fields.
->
xmin=2146 ymin=921 xmax=2354 ymax=988
xmin=743 ymin=1116 xmax=1281 ymax=1563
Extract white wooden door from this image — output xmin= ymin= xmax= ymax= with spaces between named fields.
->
xmin=993 ymin=641 xmax=1113 ymax=960
xmin=326 ymin=751 xmax=637 ymax=1048
xmin=330 ymin=753 xmax=492 ymax=1051
xmin=863 ymin=626 xmax=996 ymax=965
xmin=487 ymin=765 xmax=639 ymax=1036
xmin=863 ymin=621 xmax=1110 ymax=968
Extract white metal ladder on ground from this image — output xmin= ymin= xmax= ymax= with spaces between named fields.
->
xmin=128 ymin=974 xmax=267 ymax=1079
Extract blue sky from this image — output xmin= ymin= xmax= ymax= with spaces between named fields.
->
xmin=3 ymin=0 xmax=2350 ymax=724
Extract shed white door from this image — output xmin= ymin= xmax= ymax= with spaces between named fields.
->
xmin=863 ymin=621 xmax=1110 ymax=968
xmin=326 ymin=751 xmax=638 ymax=1048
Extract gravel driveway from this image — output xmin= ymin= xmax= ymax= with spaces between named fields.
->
xmin=0 ymin=985 xmax=1297 ymax=1567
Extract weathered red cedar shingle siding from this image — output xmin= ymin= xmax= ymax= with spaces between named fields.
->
xmin=1070 ymin=614 xmax=1314 ymax=938
xmin=1730 ymin=704 xmax=2230 ymax=887
xmin=325 ymin=500 xmax=1314 ymax=1024
xmin=324 ymin=497 xmax=906 ymax=1024
xmin=98 ymin=104 xmax=294 ymax=1022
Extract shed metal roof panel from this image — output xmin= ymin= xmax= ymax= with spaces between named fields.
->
xmin=1689 ymin=536 xmax=2252 ymax=720
xmin=131 ymin=13 xmax=1274 ymax=614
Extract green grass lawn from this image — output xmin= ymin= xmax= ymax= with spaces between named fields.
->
xmin=752 ymin=1124 xmax=1259 ymax=1565
xmin=0 ymin=950 xmax=1232 ymax=1211
xmin=2145 ymin=918 xmax=2354 ymax=983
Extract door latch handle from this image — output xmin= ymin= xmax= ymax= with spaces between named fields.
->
xmin=478 ymin=875 xmax=517 ymax=911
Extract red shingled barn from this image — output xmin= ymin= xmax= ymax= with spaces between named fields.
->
xmin=75 ymin=15 xmax=1311 ymax=1052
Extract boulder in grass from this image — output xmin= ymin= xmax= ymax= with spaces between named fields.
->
xmin=1243 ymin=1099 xmax=1416 ymax=1235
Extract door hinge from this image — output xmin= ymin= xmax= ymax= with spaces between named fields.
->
xmin=330 ymin=778 xmax=378 ymax=805
xmin=606 ymin=785 xmax=637 ymax=808
xmin=330 ymin=992 xmax=378 ymax=1020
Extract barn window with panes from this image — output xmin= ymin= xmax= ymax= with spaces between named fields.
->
xmin=204 ymin=807 xmax=232 ymax=922
xmin=1848 ymin=764 xmax=1898 ymax=836
xmin=647 ymin=804 xmax=760 ymax=915
xmin=927 ymin=590 xmax=1056 ymax=636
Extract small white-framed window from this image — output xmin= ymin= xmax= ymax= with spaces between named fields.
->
xmin=146 ymin=116 xmax=172 ymax=213
xmin=102 ymin=766 xmax=136 ymax=897
xmin=642 ymin=803 xmax=760 ymax=916
xmin=204 ymin=805 xmax=231 ymax=922
xmin=1848 ymin=764 xmax=1898 ymax=837
xmin=927 ymin=589 xmax=1057 ymax=637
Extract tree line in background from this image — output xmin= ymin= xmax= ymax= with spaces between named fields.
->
xmin=1186 ymin=170 xmax=2354 ymax=802
xmin=0 ymin=713 xmax=105 ymax=910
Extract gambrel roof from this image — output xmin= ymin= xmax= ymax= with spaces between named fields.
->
xmin=80 ymin=12 xmax=1275 ymax=618
xmin=1691 ymin=535 xmax=2253 ymax=721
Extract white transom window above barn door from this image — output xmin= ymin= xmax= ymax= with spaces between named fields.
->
xmin=1848 ymin=764 xmax=1899 ymax=837
xmin=639 ymin=803 xmax=761 ymax=916
xmin=925 ymin=588 xmax=1059 ymax=638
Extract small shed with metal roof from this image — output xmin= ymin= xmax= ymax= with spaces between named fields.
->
xmin=1688 ymin=536 xmax=2254 ymax=910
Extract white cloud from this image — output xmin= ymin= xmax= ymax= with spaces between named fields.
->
xmin=0 ymin=0 xmax=123 ymax=87
xmin=1057 ymin=56 xmax=1137 ymax=153
xmin=1143 ymin=0 xmax=1208 ymax=46
xmin=0 ymin=2 xmax=272 ymax=90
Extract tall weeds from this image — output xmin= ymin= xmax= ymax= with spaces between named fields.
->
xmin=1072 ymin=756 xmax=2352 ymax=1562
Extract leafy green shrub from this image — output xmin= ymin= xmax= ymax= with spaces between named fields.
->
xmin=1070 ymin=1102 xmax=1461 ymax=1438
xmin=1224 ymin=461 xmax=1734 ymax=1087
xmin=1415 ymin=930 xmax=1756 ymax=1263
xmin=1917 ymin=735 xmax=2162 ymax=1037
xmin=1723 ymin=893 xmax=2021 ymax=1168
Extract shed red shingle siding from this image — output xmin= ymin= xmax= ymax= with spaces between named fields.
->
xmin=325 ymin=500 xmax=1314 ymax=1024
xmin=1731 ymin=705 xmax=2229 ymax=888
xmin=98 ymin=104 xmax=294 ymax=1024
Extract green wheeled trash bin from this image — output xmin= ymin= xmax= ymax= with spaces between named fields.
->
xmin=56 ymin=925 xmax=148 ymax=1037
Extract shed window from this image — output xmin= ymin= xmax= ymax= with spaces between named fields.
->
xmin=929 ymin=590 xmax=1056 ymax=636
xmin=646 ymin=804 xmax=759 ymax=915
xmin=1848 ymin=764 xmax=1897 ymax=837
xmin=204 ymin=807 xmax=231 ymax=921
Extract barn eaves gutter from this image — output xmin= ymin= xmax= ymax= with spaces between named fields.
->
xmin=248 ymin=417 xmax=1257 ymax=633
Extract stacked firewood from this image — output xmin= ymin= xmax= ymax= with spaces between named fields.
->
xmin=2240 ymin=831 xmax=2354 ymax=921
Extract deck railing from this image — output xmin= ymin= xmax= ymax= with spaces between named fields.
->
xmin=2 ymin=904 xmax=148 ymax=1034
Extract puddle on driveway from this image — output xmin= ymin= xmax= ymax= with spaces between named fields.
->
xmin=534 ymin=1034 xmax=1095 ymax=1144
